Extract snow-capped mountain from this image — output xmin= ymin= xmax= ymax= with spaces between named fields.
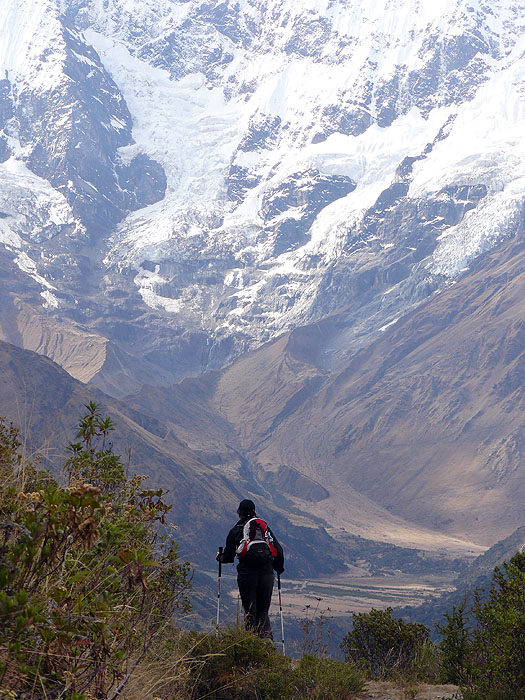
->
xmin=0 ymin=0 xmax=524 ymax=390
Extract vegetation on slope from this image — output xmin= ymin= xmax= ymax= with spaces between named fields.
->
xmin=342 ymin=560 xmax=524 ymax=699
xmin=0 ymin=405 xmax=522 ymax=700
xmin=437 ymin=552 xmax=525 ymax=700
xmin=0 ymin=404 xmax=190 ymax=699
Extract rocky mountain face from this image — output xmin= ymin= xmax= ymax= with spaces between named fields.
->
xmin=119 ymin=236 xmax=524 ymax=554
xmin=0 ymin=0 xmax=524 ymax=392
xmin=233 ymin=236 xmax=525 ymax=548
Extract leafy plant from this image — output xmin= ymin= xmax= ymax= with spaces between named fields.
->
xmin=340 ymin=607 xmax=432 ymax=679
xmin=435 ymin=601 xmax=471 ymax=684
xmin=462 ymin=552 xmax=525 ymax=700
xmin=176 ymin=626 xmax=364 ymax=700
xmin=64 ymin=401 xmax=126 ymax=493
xmin=180 ymin=626 xmax=290 ymax=699
xmin=0 ymin=406 xmax=190 ymax=699
xmin=292 ymin=654 xmax=365 ymax=700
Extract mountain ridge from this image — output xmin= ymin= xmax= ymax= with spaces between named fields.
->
xmin=1 ymin=0 xmax=524 ymax=390
xmin=0 ymin=336 xmax=365 ymax=577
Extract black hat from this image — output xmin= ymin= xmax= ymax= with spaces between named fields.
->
xmin=238 ymin=499 xmax=255 ymax=514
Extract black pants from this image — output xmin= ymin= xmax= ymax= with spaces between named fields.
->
xmin=237 ymin=571 xmax=274 ymax=638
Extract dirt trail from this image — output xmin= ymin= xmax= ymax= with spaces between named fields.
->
xmin=355 ymin=681 xmax=459 ymax=699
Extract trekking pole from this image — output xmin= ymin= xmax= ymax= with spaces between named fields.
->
xmin=277 ymin=572 xmax=285 ymax=655
xmin=216 ymin=546 xmax=223 ymax=631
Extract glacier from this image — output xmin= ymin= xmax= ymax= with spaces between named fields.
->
xmin=0 ymin=0 xmax=524 ymax=384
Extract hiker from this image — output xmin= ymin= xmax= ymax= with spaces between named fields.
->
xmin=217 ymin=499 xmax=284 ymax=638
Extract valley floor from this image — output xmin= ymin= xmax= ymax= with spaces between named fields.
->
xmin=266 ymin=571 xmax=458 ymax=619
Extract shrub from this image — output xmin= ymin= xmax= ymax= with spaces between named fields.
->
xmin=462 ymin=552 xmax=525 ymax=700
xmin=179 ymin=626 xmax=290 ymax=699
xmin=340 ymin=607 xmax=432 ymax=679
xmin=410 ymin=639 xmax=441 ymax=683
xmin=176 ymin=626 xmax=365 ymax=700
xmin=292 ymin=654 xmax=365 ymax=699
xmin=0 ymin=406 xmax=190 ymax=699
xmin=435 ymin=601 xmax=471 ymax=684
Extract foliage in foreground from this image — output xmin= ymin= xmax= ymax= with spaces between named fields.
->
xmin=435 ymin=601 xmax=470 ymax=684
xmin=340 ymin=607 xmax=437 ymax=681
xmin=1 ymin=404 xmax=522 ymax=700
xmin=0 ymin=404 xmax=190 ymax=700
xmin=437 ymin=551 xmax=525 ymax=700
xmin=174 ymin=626 xmax=365 ymax=700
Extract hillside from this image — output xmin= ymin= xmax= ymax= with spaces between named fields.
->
xmin=124 ymin=236 xmax=524 ymax=554
xmin=223 ymin=236 xmax=524 ymax=547
xmin=0 ymin=339 xmax=230 ymax=533
xmin=0 ymin=339 xmax=353 ymax=577
xmin=397 ymin=524 xmax=525 ymax=633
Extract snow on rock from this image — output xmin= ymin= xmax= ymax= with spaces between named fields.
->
xmin=410 ymin=41 xmax=525 ymax=276
xmin=1 ymin=0 xmax=167 ymax=241
xmin=82 ymin=0 xmax=525 ymax=349
xmin=0 ymin=151 xmax=79 ymax=240
xmin=0 ymin=0 xmax=66 ymax=89
xmin=1 ymin=0 xmax=524 ymax=375
xmin=14 ymin=251 xmax=57 ymax=291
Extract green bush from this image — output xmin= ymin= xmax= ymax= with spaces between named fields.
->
xmin=255 ymin=669 xmax=295 ymax=700
xmin=409 ymin=639 xmax=441 ymax=683
xmin=340 ymin=607 xmax=432 ymax=680
xmin=176 ymin=627 xmax=364 ymax=700
xmin=0 ymin=405 xmax=190 ymax=700
xmin=180 ymin=627 xmax=290 ymax=699
xmin=462 ymin=552 xmax=525 ymax=700
xmin=436 ymin=601 xmax=471 ymax=684
xmin=292 ymin=654 xmax=365 ymax=699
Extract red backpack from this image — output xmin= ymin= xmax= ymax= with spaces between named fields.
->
xmin=236 ymin=518 xmax=278 ymax=561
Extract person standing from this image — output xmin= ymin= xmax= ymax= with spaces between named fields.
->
xmin=218 ymin=499 xmax=284 ymax=638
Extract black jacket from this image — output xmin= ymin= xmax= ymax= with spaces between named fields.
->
xmin=221 ymin=518 xmax=285 ymax=575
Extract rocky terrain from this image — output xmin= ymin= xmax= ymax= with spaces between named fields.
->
xmin=0 ymin=0 xmax=524 ymax=394
xmin=355 ymin=682 xmax=459 ymax=700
